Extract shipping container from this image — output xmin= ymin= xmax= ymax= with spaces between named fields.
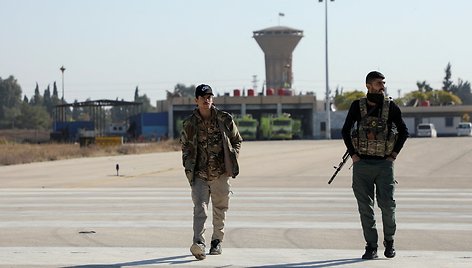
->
xmin=128 ymin=112 xmax=169 ymax=141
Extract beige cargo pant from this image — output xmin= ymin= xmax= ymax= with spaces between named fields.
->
xmin=191 ymin=175 xmax=231 ymax=245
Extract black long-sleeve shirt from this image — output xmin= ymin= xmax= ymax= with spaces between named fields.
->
xmin=341 ymin=99 xmax=409 ymax=159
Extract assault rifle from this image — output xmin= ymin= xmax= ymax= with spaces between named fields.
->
xmin=328 ymin=150 xmax=350 ymax=184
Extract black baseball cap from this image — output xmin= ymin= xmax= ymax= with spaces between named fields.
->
xmin=195 ymin=84 xmax=213 ymax=98
xmin=366 ymin=71 xmax=385 ymax=84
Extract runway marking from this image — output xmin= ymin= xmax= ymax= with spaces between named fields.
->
xmin=0 ymin=188 xmax=470 ymax=231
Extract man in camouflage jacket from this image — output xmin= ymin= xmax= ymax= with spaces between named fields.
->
xmin=180 ymin=84 xmax=242 ymax=260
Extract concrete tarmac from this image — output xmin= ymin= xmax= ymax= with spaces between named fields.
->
xmin=0 ymin=137 xmax=471 ymax=267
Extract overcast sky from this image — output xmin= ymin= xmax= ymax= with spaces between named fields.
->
xmin=1 ymin=0 xmax=471 ymax=103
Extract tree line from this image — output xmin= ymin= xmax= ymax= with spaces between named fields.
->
xmin=334 ymin=63 xmax=472 ymax=110
xmin=0 ymin=76 xmax=157 ymax=130
xmin=2 ymin=63 xmax=471 ymax=130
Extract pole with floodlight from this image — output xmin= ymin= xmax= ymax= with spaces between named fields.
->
xmin=60 ymin=65 xmax=66 ymax=103
xmin=319 ymin=0 xmax=334 ymax=139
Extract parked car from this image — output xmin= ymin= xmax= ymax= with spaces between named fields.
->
xmin=417 ymin=123 xmax=437 ymax=137
xmin=457 ymin=122 xmax=472 ymax=137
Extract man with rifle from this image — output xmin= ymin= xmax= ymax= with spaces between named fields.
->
xmin=341 ymin=71 xmax=409 ymax=260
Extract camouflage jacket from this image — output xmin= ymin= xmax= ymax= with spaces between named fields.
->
xmin=180 ymin=106 xmax=242 ymax=185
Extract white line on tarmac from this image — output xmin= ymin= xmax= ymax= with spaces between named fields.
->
xmin=1 ymin=210 xmax=470 ymax=219
xmin=0 ymin=220 xmax=470 ymax=231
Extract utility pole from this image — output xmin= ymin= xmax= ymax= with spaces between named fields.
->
xmin=252 ymin=75 xmax=259 ymax=92
xmin=319 ymin=0 xmax=334 ymax=139
xmin=60 ymin=65 xmax=66 ymax=103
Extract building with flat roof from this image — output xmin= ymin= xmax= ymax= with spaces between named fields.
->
xmin=163 ymin=94 xmax=320 ymax=139
xmin=158 ymin=95 xmax=472 ymax=139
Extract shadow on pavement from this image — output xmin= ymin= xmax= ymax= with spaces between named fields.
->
xmin=61 ymin=254 xmax=195 ymax=267
xmin=249 ymin=258 xmax=367 ymax=268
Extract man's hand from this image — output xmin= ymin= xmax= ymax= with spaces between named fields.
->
xmin=351 ymin=154 xmax=361 ymax=163
xmin=387 ymin=152 xmax=397 ymax=162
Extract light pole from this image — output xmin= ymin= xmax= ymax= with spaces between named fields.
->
xmin=319 ymin=0 xmax=334 ymax=139
xmin=60 ymin=65 xmax=66 ymax=103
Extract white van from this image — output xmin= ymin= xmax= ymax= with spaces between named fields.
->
xmin=457 ymin=122 xmax=472 ymax=137
xmin=417 ymin=123 xmax=437 ymax=137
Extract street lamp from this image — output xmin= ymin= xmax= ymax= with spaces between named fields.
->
xmin=319 ymin=0 xmax=334 ymax=139
xmin=60 ymin=65 xmax=66 ymax=103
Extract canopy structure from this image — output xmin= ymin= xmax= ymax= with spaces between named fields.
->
xmin=53 ymin=99 xmax=142 ymax=138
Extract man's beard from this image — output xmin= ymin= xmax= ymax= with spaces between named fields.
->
xmin=366 ymin=92 xmax=384 ymax=104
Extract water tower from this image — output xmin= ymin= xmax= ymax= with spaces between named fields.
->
xmin=253 ymin=26 xmax=303 ymax=91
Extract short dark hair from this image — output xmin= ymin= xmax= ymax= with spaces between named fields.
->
xmin=366 ymin=71 xmax=385 ymax=84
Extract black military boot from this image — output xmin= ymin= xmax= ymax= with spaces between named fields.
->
xmin=384 ymin=239 xmax=396 ymax=258
xmin=209 ymin=239 xmax=222 ymax=255
xmin=362 ymin=244 xmax=378 ymax=260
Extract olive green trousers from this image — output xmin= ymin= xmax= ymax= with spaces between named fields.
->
xmin=352 ymin=159 xmax=396 ymax=248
